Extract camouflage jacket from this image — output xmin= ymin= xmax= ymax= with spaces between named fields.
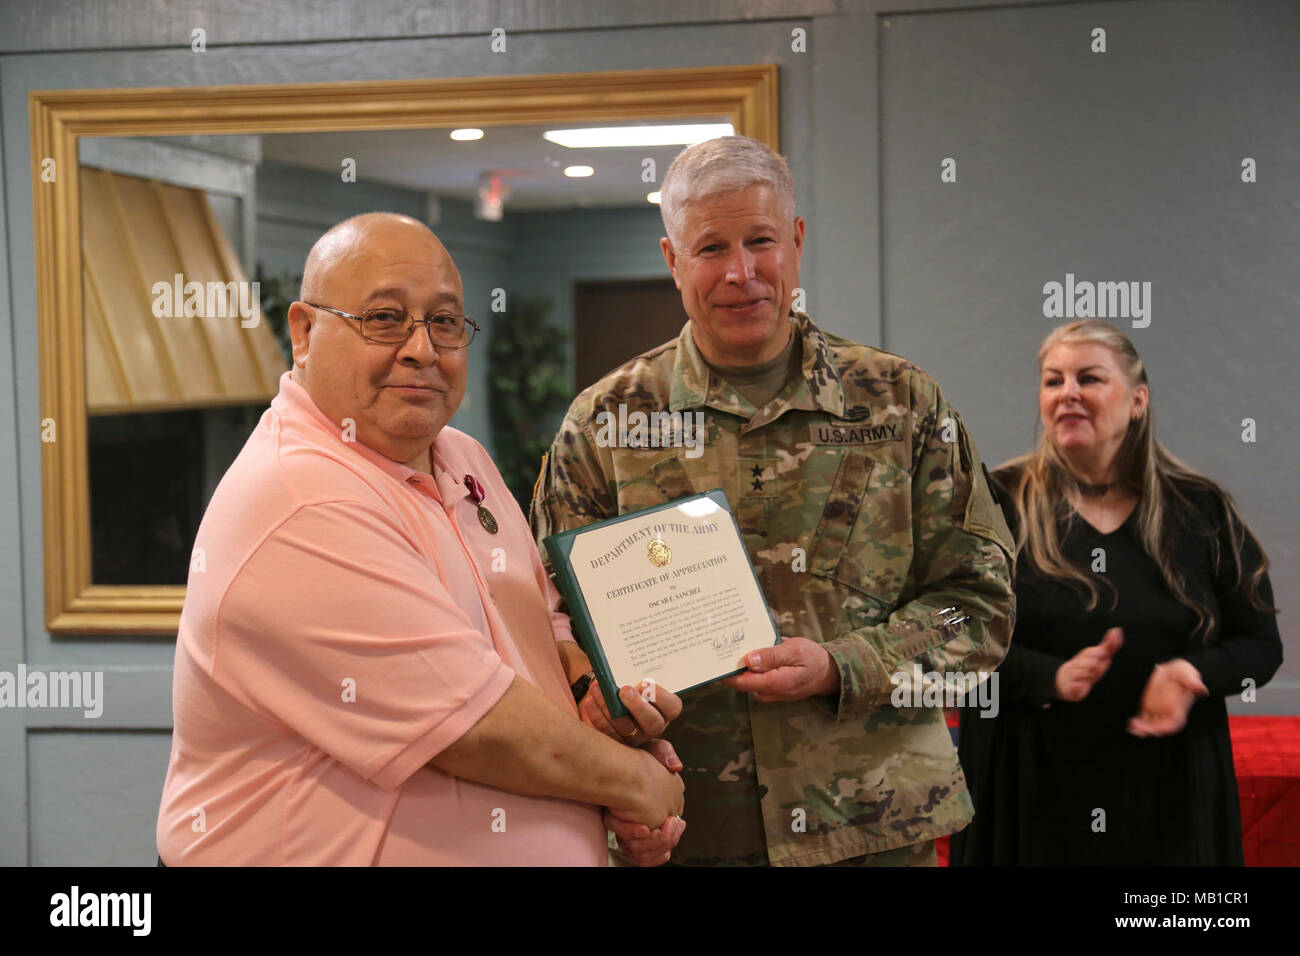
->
xmin=530 ymin=313 xmax=1014 ymax=866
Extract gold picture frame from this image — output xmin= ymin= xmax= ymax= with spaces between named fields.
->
xmin=29 ymin=65 xmax=780 ymax=633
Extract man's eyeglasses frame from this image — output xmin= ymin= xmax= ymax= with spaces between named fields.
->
xmin=303 ymin=301 xmax=480 ymax=349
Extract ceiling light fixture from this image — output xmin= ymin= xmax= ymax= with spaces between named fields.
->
xmin=564 ymin=165 xmax=595 ymax=178
xmin=450 ymin=128 xmax=484 ymax=141
xmin=647 ymin=192 xmax=662 ymax=205
xmin=543 ymin=124 xmax=735 ymax=149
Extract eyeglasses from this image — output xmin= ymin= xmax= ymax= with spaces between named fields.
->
xmin=305 ymin=302 xmax=480 ymax=349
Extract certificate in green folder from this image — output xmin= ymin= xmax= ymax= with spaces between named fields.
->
xmin=544 ymin=489 xmax=781 ymax=720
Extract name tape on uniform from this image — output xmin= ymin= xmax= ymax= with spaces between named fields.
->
xmin=810 ymin=421 xmax=904 ymax=446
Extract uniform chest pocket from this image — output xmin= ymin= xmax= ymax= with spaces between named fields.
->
xmin=650 ymin=456 xmax=699 ymax=502
xmin=807 ymin=450 xmax=912 ymax=604
xmin=608 ymin=452 xmax=701 ymax=514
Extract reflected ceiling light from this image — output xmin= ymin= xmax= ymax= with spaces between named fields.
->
xmin=564 ymin=165 xmax=595 ymax=178
xmin=450 ymin=128 xmax=484 ymax=141
xmin=543 ymin=124 xmax=735 ymax=148
xmin=676 ymin=497 xmax=721 ymax=519
xmin=647 ymin=191 xmax=662 ymax=204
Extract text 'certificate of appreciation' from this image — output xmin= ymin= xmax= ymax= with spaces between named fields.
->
xmin=544 ymin=489 xmax=780 ymax=719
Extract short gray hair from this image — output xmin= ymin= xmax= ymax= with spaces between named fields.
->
xmin=659 ymin=135 xmax=796 ymax=243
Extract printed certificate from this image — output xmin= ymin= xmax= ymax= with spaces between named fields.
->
xmin=544 ymin=489 xmax=780 ymax=719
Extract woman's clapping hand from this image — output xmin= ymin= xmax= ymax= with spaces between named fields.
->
xmin=1128 ymin=659 xmax=1208 ymax=737
xmin=1053 ymin=627 xmax=1124 ymax=702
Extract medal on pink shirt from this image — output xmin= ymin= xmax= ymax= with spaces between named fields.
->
xmin=463 ymin=474 xmax=499 ymax=534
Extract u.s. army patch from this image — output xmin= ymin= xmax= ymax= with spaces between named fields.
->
xmin=810 ymin=421 xmax=904 ymax=445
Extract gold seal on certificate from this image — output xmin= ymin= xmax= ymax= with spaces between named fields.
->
xmin=543 ymin=489 xmax=781 ymax=719
xmin=647 ymin=538 xmax=671 ymax=568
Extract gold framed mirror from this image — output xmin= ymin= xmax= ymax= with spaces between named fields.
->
xmin=30 ymin=65 xmax=779 ymax=634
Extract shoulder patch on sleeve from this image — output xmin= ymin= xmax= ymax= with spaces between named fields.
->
xmin=982 ymin=463 xmax=1001 ymax=506
xmin=964 ymin=459 xmax=1013 ymax=551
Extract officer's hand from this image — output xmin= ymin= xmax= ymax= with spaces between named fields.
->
xmin=721 ymin=637 xmax=840 ymax=703
xmin=1053 ymin=627 xmax=1124 ymax=702
xmin=604 ymin=808 xmax=686 ymax=867
xmin=579 ymin=680 xmax=684 ymax=747
xmin=1127 ymin=659 xmax=1208 ymax=737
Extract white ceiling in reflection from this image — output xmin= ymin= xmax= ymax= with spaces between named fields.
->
xmin=255 ymin=120 xmax=730 ymax=210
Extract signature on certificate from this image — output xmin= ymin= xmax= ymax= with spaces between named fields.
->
xmin=710 ymin=627 xmax=746 ymax=654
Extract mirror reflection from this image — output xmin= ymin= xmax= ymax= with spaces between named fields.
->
xmin=78 ymin=119 xmax=726 ymax=584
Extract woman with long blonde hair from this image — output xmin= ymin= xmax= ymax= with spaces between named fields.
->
xmin=951 ymin=320 xmax=1281 ymax=865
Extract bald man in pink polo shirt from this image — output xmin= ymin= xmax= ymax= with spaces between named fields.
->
xmin=156 ymin=213 xmax=685 ymax=865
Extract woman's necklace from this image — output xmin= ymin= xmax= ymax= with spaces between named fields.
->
xmin=1077 ymin=480 xmax=1112 ymax=497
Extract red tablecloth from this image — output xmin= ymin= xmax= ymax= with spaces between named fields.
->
xmin=1230 ymin=715 xmax=1300 ymax=866
xmin=936 ymin=713 xmax=1300 ymax=866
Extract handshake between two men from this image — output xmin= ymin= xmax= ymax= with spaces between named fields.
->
xmin=561 ymin=640 xmax=687 ymax=867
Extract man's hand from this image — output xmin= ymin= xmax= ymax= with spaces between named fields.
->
xmin=1127 ymin=659 xmax=1208 ymax=737
xmin=721 ymin=637 xmax=840 ymax=703
xmin=604 ymin=739 xmax=686 ymax=866
xmin=1054 ymin=627 xmax=1124 ymax=702
xmin=579 ymin=679 xmax=683 ymax=748
xmin=604 ymin=744 xmax=684 ymax=830
xmin=605 ymin=810 xmax=686 ymax=867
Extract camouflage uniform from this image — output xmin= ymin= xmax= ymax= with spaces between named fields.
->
xmin=530 ymin=313 xmax=1015 ymax=866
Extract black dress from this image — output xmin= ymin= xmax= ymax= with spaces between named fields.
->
xmin=951 ymin=469 xmax=1282 ymax=866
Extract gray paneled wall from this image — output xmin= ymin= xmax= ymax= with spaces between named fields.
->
xmin=28 ymin=732 xmax=174 ymax=866
xmin=879 ymin=0 xmax=1299 ymax=714
xmin=255 ymin=159 xmax=428 ymax=278
xmin=0 ymin=0 xmax=1294 ymax=866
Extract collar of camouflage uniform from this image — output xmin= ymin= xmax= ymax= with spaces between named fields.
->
xmin=668 ymin=311 xmax=847 ymax=419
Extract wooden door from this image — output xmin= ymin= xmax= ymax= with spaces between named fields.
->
xmin=573 ymin=278 xmax=689 ymax=391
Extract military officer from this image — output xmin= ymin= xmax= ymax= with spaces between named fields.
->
xmin=530 ymin=135 xmax=1016 ymax=866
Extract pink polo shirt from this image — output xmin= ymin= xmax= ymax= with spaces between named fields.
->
xmin=157 ymin=373 xmax=607 ymax=865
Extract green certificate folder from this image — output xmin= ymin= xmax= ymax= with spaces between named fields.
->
xmin=544 ymin=489 xmax=780 ymax=720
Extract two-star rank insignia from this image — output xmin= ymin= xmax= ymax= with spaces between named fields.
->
xmin=741 ymin=458 xmax=779 ymax=497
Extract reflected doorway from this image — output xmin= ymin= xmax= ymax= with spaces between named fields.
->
xmin=573 ymin=278 xmax=688 ymax=392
